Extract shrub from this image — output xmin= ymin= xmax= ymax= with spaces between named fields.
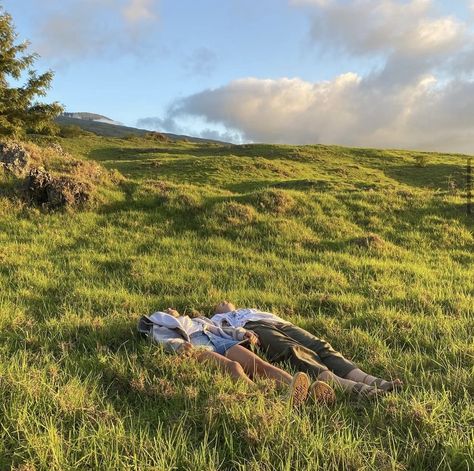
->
xmin=144 ymin=132 xmax=169 ymax=143
xmin=27 ymin=135 xmax=61 ymax=147
xmin=58 ymin=125 xmax=87 ymax=138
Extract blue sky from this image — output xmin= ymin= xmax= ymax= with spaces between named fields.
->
xmin=3 ymin=0 xmax=474 ymax=152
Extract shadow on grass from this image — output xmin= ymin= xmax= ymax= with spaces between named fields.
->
xmin=87 ymin=144 xmax=321 ymax=181
xmin=89 ymin=145 xmax=471 ymax=201
xmin=383 ymin=163 xmax=467 ymax=191
xmin=98 ymin=178 xmax=473 ymax=252
xmin=225 ymin=178 xmax=339 ymax=194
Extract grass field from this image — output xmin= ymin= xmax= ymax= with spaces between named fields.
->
xmin=0 ymin=135 xmax=473 ymax=470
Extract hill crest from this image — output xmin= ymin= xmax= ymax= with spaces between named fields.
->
xmin=55 ymin=115 xmax=228 ymax=144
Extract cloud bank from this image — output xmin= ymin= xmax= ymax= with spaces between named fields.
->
xmin=142 ymin=0 xmax=474 ymax=153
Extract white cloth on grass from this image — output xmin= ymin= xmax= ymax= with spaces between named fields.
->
xmin=138 ymin=311 xmax=247 ymax=353
xmin=211 ymin=308 xmax=289 ymax=330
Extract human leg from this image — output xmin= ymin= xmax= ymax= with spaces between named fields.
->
xmin=275 ymin=322 xmax=357 ymax=378
xmin=195 ymin=350 xmax=255 ymax=386
xmin=245 ymin=321 xmax=330 ymax=378
xmin=345 ymin=368 xmax=403 ymax=392
xmin=318 ymin=371 xmax=384 ymax=400
xmin=275 ymin=323 xmax=402 ymax=392
xmin=225 ymin=344 xmax=293 ymax=387
xmin=225 ymin=345 xmax=310 ymax=405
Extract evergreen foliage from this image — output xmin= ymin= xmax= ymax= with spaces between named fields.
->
xmin=0 ymin=9 xmax=62 ymax=138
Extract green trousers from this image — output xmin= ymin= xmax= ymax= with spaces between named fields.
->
xmin=246 ymin=320 xmax=356 ymax=378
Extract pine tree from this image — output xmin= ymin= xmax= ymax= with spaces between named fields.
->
xmin=0 ymin=9 xmax=62 ymax=138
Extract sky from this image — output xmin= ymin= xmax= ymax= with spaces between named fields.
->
xmin=3 ymin=0 xmax=474 ymax=152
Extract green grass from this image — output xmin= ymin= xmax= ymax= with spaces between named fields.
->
xmin=0 ymin=136 xmax=473 ymax=470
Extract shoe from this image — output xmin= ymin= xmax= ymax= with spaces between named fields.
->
xmin=287 ymin=372 xmax=310 ymax=407
xmin=308 ymin=380 xmax=336 ymax=405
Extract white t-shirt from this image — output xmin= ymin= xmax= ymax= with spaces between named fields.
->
xmin=211 ymin=308 xmax=289 ymax=329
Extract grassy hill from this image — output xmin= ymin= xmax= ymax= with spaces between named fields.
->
xmin=0 ymin=135 xmax=472 ymax=470
xmin=55 ymin=115 xmax=227 ymax=143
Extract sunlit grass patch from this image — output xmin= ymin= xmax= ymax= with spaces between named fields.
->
xmin=0 ymin=135 xmax=472 ymax=469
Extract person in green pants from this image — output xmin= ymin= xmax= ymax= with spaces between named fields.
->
xmin=211 ymin=302 xmax=402 ymax=400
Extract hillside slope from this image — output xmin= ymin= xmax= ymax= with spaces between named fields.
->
xmin=56 ymin=115 xmax=227 ymax=143
xmin=0 ymin=136 xmax=472 ymax=470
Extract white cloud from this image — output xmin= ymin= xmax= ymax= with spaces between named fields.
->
xmin=136 ymin=114 xmax=243 ymax=143
xmin=411 ymin=17 xmax=462 ymax=53
xmin=296 ymin=0 xmax=464 ymax=59
xmin=142 ymin=0 xmax=474 ymax=153
xmin=122 ymin=0 xmax=157 ymax=24
xmin=35 ymin=0 xmax=159 ymax=62
xmin=155 ymin=74 xmax=474 ymax=152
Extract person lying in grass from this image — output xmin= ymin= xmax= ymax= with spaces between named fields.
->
xmin=211 ymin=302 xmax=403 ymax=400
xmin=138 ymin=308 xmax=335 ymax=406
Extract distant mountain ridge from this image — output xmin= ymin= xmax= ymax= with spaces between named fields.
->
xmin=61 ymin=112 xmax=121 ymax=126
xmin=55 ymin=114 xmax=227 ymax=144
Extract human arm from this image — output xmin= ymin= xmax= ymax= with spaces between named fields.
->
xmin=221 ymin=325 xmax=260 ymax=346
xmin=243 ymin=330 xmax=260 ymax=346
xmin=176 ymin=342 xmax=193 ymax=356
xmin=166 ymin=308 xmax=180 ymax=317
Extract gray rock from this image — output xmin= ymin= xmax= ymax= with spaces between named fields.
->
xmin=0 ymin=141 xmax=30 ymax=176
xmin=49 ymin=142 xmax=68 ymax=156
xmin=25 ymin=167 xmax=91 ymax=209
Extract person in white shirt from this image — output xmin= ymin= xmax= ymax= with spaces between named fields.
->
xmin=212 ymin=302 xmax=402 ymax=400
xmin=138 ymin=308 xmax=320 ymax=406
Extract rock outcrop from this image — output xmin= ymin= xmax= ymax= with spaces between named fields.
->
xmin=25 ymin=167 xmax=91 ymax=209
xmin=0 ymin=141 xmax=30 ymax=176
